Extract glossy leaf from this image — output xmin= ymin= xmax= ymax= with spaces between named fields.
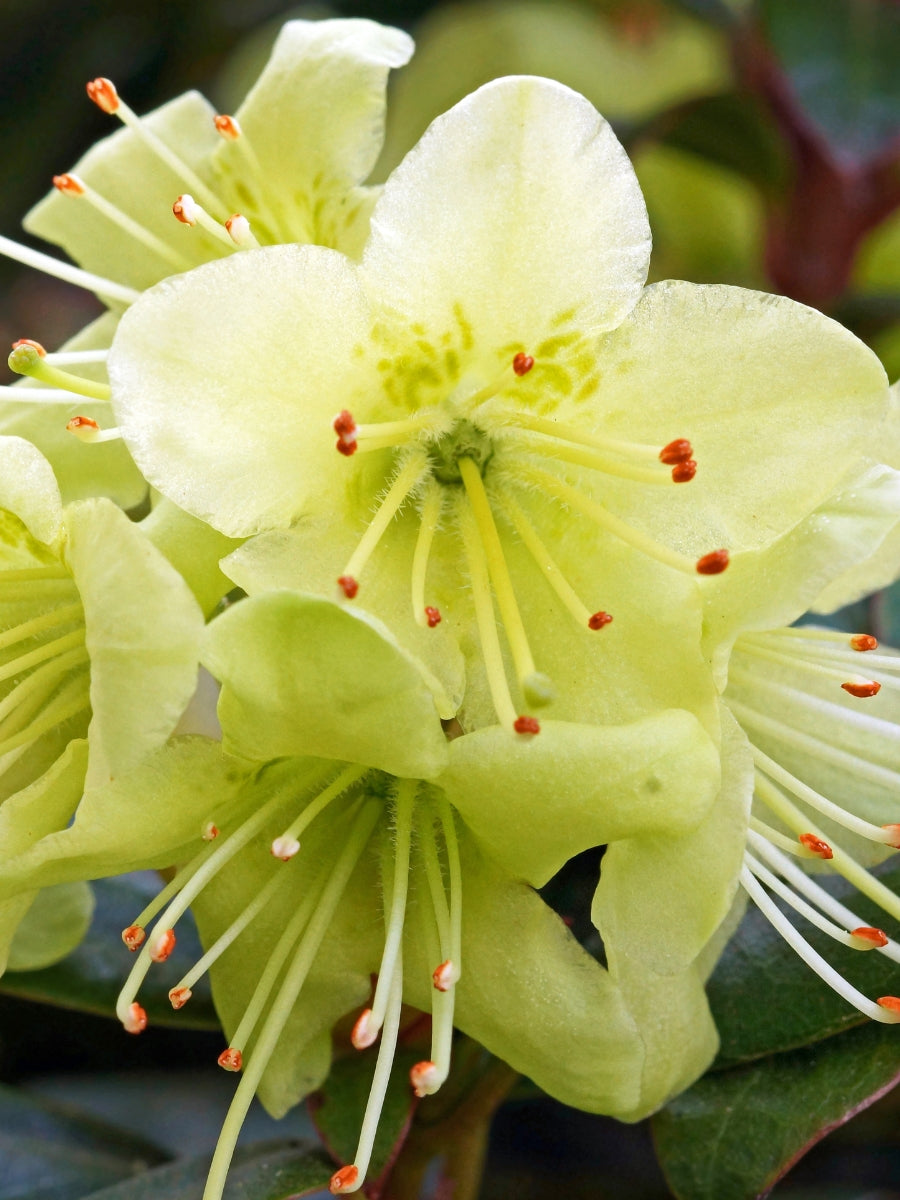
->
xmin=707 ymin=858 xmax=900 ymax=1066
xmin=653 ymin=1019 xmax=900 ymax=1200
xmin=0 ymin=874 xmax=218 ymax=1030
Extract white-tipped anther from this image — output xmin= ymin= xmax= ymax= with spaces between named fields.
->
xmin=432 ymin=959 xmax=460 ymax=992
xmin=123 ymin=1002 xmax=147 ymax=1034
xmin=168 ymin=986 xmax=192 ymax=1009
xmin=410 ymin=1060 xmax=445 ymax=1098
xmin=271 ymin=835 xmax=300 ymax=861
xmin=329 ymin=1165 xmax=360 ymax=1194
xmin=172 ymin=194 xmax=200 ymax=226
xmin=351 ymin=1007 xmax=380 ymax=1050
xmin=225 ymin=213 xmax=253 ymax=245
xmin=149 ymin=928 xmax=176 ymax=962
xmin=202 ymin=821 xmax=219 ymax=841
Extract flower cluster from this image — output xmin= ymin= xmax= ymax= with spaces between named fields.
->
xmin=1 ymin=15 xmax=900 ymax=1199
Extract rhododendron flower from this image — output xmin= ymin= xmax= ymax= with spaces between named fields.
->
xmin=0 ymin=18 xmax=412 ymax=503
xmin=104 ymin=74 xmax=889 ymax=738
xmin=0 ymin=436 xmax=202 ymax=973
xmin=0 ymin=592 xmax=722 ymax=1196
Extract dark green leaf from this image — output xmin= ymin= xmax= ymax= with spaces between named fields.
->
xmin=310 ymin=1049 xmax=421 ymax=1190
xmin=78 ymin=1139 xmax=331 ymax=1200
xmin=707 ymin=858 xmax=900 ymax=1066
xmin=653 ymin=1019 xmax=900 ymax=1200
xmin=761 ymin=0 xmax=900 ymax=164
xmin=0 ymin=1082 xmax=168 ymax=1200
xmin=0 ymin=874 xmax=218 ymax=1030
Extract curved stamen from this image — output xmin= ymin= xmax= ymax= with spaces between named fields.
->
xmin=0 ymin=628 xmax=86 ymax=685
xmin=504 ymin=429 xmax=687 ymax=485
xmin=0 ymin=602 xmax=82 ymax=653
xmin=735 ymin=636 xmax=880 ymax=697
xmin=270 ymin=762 xmax=368 ymax=857
xmin=411 ymin=481 xmax=444 ymax=628
xmin=0 ymin=233 xmax=139 ymax=305
xmin=67 ymin=416 xmax=122 ymax=443
xmin=8 ymin=343 xmax=110 ymax=401
xmin=213 ymin=114 xmax=292 ymax=244
xmin=172 ymin=196 xmax=235 ymax=251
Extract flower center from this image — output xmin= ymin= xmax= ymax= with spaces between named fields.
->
xmin=427 ymin=419 xmax=493 ymax=485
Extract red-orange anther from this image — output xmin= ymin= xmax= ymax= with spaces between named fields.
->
xmin=850 ymin=634 xmax=878 ymax=652
xmin=202 ymin=822 xmax=219 ymax=841
xmin=881 ymin=824 xmax=900 ymax=848
xmin=877 ymin=996 xmax=900 ymax=1013
xmin=172 ymin=195 xmax=196 ymax=225
xmin=696 ymin=548 xmax=729 ymax=575
xmin=86 ymin=77 xmax=119 ymax=113
xmin=671 ymin=460 xmax=697 ymax=483
xmin=842 ymin=681 xmax=881 ymax=698
xmin=432 ymin=959 xmax=458 ymax=992
xmin=53 ymin=173 xmax=85 ymax=196
xmin=168 ymin=986 xmax=192 ymax=1009
xmin=425 ymin=606 xmax=442 ymax=627
xmin=218 ymin=1047 xmax=243 ymax=1072
xmin=588 ymin=611 xmax=613 ymax=630
xmin=214 ymin=114 xmax=242 ymax=140
xmin=330 ymin=1165 xmax=359 ymax=1194
xmin=149 ymin=928 xmax=176 ymax=962
xmin=512 ymin=352 xmax=535 ymax=376
xmin=337 ymin=575 xmax=359 ymax=599
xmin=11 ymin=338 xmax=46 ymax=356
xmin=333 ymin=410 xmax=357 ymax=436
xmin=122 ymin=924 xmax=145 ymax=951
xmin=659 ymin=438 xmax=693 ymax=465
xmin=410 ymin=1060 xmax=440 ymax=1097
xmin=335 ymin=437 xmax=357 ymax=457
xmin=799 ymin=832 xmax=833 ymax=860
xmin=851 ymin=926 xmax=889 ymax=948
xmin=514 ymin=715 xmax=540 ymax=735
xmin=67 ymin=415 xmax=100 ymax=433
xmin=124 ymin=1002 xmax=147 ymax=1034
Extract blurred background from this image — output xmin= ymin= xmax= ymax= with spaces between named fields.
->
xmin=3 ymin=1 xmax=900 ymax=1197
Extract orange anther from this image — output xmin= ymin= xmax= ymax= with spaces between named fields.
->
xmin=168 ymin=986 xmax=193 ymax=1009
xmin=351 ymin=1008 xmax=378 ymax=1050
xmin=842 ymin=681 xmax=881 ymax=698
xmin=149 ymin=928 xmax=176 ymax=962
xmin=67 ymin=415 xmax=100 ymax=434
xmin=799 ymin=832 xmax=833 ymax=860
xmin=11 ymin=338 xmax=46 ymax=356
xmin=333 ymin=409 xmax=357 ymax=437
xmin=218 ymin=1047 xmax=243 ymax=1071
xmin=851 ymin=926 xmax=889 ymax=948
xmin=410 ymin=1060 xmax=441 ymax=1097
xmin=202 ymin=821 xmax=219 ymax=841
xmin=588 ymin=611 xmax=613 ymax=630
xmin=659 ymin=438 xmax=693 ymax=465
xmin=172 ymin=195 xmax=197 ymax=225
xmin=850 ymin=634 xmax=878 ymax=652
xmin=512 ymin=352 xmax=535 ymax=376
xmin=671 ymin=460 xmax=697 ymax=483
xmin=696 ymin=548 xmax=729 ymax=575
xmin=122 ymin=924 xmax=145 ymax=952
xmin=336 ymin=437 xmax=357 ymax=457
xmin=877 ymin=996 xmax=900 ymax=1013
xmin=513 ymin=715 xmax=540 ymax=735
xmin=53 ymin=173 xmax=85 ymax=196
xmin=425 ymin=606 xmax=442 ymax=627
xmin=432 ymin=959 xmax=458 ymax=991
xmin=337 ymin=575 xmax=359 ymax=600
xmin=881 ymin=824 xmax=900 ymax=848
xmin=330 ymin=1165 xmax=359 ymax=1194
xmin=86 ymin=77 xmax=119 ymax=114
xmin=123 ymin=1002 xmax=147 ymax=1034
xmin=214 ymin=114 xmax=242 ymax=140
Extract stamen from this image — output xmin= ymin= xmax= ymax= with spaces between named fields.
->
xmin=671 ymin=460 xmax=697 ymax=483
xmin=339 ymin=411 xmax=440 ymax=456
xmin=659 ymin=438 xmax=694 ymax=464
xmin=202 ymin=801 xmax=381 ymax=1200
xmin=271 ymin=763 xmax=369 ymax=859
xmin=852 ymin=635 xmax=879 ymax=652
xmin=736 ymin=632 xmax=888 ymax=696
xmin=202 ymin=822 xmax=219 ymax=841
xmin=172 ymin=195 xmax=235 ymax=250
xmin=798 ymin=832 xmax=833 ymax=860
xmin=330 ymin=1166 xmax=359 ymax=1194
xmin=169 ymin=987 xmax=192 ymax=1009
xmin=212 ymin=113 xmax=291 ymax=243
xmin=458 ymin=457 xmax=553 ymax=708
xmin=122 ymin=1002 xmax=147 ymax=1034
xmin=512 ymin=352 xmax=534 ymax=376
xmin=740 ymin=865 xmax=900 ymax=1023
xmin=8 ymin=343 xmax=111 ymax=401
xmin=0 ymin=628 xmax=85 ymax=686
xmin=842 ymin=682 xmax=882 ymax=698
xmin=0 ymin=387 xmax=86 ymax=405
xmin=122 ymin=925 xmax=145 ymax=951
xmin=67 ymin=416 xmax=122 ymax=443
xmin=218 ymin=1048 xmax=243 ymax=1072
xmin=213 ymin=114 xmax=241 ymax=141
xmin=411 ymin=481 xmax=443 ymax=627
xmin=224 ymin=214 xmax=259 ymax=248
xmin=11 ymin=338 xmax=45 ymax=355
xmin=86 ymin=77 xmax=119 ymax=114
xmin=437 ymin=796 xmax=463 ymax=986
xmin=501 ymin=409 xmax=692 ymax=465
xmin=695 ymin=549 xmax=730 ymax=575
xmin=513 ymin=715 xmax=541 ymax=735
xmin=148 ymin=928 xmax=176 ymax=962
xmin=53 ymin=172 xmax=191 ymax=271
xmin=0 ymin=233 xmax=139 ymax=305
xmin=0 ymin=602 xmax=82 ymax=653
xmin=337 ymin=576 xmax=358 ymax=600
xmin=270 ymin=835 xmax=300 ymax=861
xmin=0 ymin=677 xmax=91 ymax=758
xmin=0 ymin=565 xmax=70 ymax=582
xmin=410 ymin=1060 xmax=443 ymax=1098
xmin=0 ymin=646 xmax=88 ymax=748
xmin=509 ymin=429 xmax=684 ymax=485
xmin=339 ymin=452 xmax=430 ymax=593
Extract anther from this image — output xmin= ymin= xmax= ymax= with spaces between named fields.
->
xmin=333 ymin=409 xmax=358 ymax=456
xmin=851 ymin=926 xmax=889 ymax=949
xmin=169 ymin=986 xmax=193 ymax=1009
xmin=336 ymin=437 xmax=357 ymax=457
xmin=172 ymin=194 xmax=199 ymax=226
xmin=214 ymin=114 xmax=242 ymax=140
xmin=337 ymin=575 xmax=359 ymax=600
xmin=424 ymin=606 xmax=442 ymax=627
xmin=881 ymin=824 xmax=900 ymax=849
xmin=842 ymin=681 xmax=881 ymax=698
xmin=351 ymin=1008 xmax=379 ymax=1050
xmin=330 ymin=1165 xmax=360 ymax=1194
xmin=224 ymin=214 xmax=253 ymax=246
xmin=12 ymin=338 xmax=45 ymax=356
xmin=52 ymin=173 xmax=86 ymax=197
xmin=122 ymin=924 xmax=145 ymax=952
xmin=877 ymin=996 xmax=900 ymax=1015
xmin=410 ymin=1060 xmax=444 ymax=1097
xmin=513 ymin=715 xmax=540 ymax=735
xmin=66 ymin=415 xmax=100 ymax=440
xmin=659 ymin=438 xmax=693 ymax=465
xmin=588 ymin=611 xmax=613 ymax=630
xmin=270 ymin=835 xmax=300 ymax=861
xmin=512 ymin=352 xmax=534 ymax=376
xmin=851 ymin=635 xmax=879 ymax=652
xmin=799 ymin=832 xmax=834 ymax=860
xmin=86 ymin=77 xmax=119 ymax=114
xmin=696 ymin=548 xmax=729 ymax=575
xmin=218 ymin=1047 xmax=243 ymax=1072
xmin=123 ymin=1002 xmax=147 ymax=1034
xmin=202 ymin=822 xmax=219 ymax=841
xmin=671 ymin=460 xmax=697 ymax=483
xmin=149 ymin=928 xmax=176 ymax=962
xmin=432 ymin=960 xmax=459 ymax=992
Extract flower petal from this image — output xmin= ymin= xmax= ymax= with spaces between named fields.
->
xmin=203 ymin=592 xmax=450 ymax=779
xmin=362 ymin=75 xmax=649 ymax=350
xmin=0 ymin=435 xmax=63 ymax=546
xmin=5 ymin=880 xmax=94 ymax=972
xmin=437 ymin=709 xmax=721 ymax=887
